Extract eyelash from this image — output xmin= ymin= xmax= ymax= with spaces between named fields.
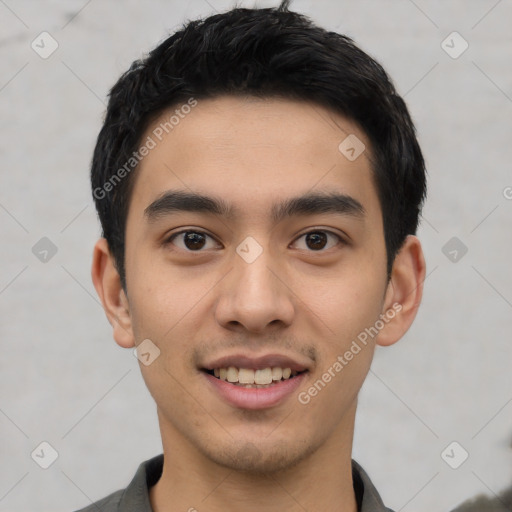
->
xmin=164 ymin=229 xmax=345 ymax=252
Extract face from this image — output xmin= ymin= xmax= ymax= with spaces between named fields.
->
xmin=106 ymin=95 xmax=406 ymax=473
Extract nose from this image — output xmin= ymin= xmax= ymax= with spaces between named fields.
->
xmin=214 ymin=243 xmax=295 ymax=334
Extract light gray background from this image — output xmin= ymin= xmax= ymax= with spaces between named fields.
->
xmin=1 ymin=1 xmax=511 ymax=511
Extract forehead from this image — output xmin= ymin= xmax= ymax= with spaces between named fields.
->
xmin=127 ymin=95 xmax=380 ymax=226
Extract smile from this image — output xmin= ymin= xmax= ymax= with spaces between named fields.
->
xmin=202 ymin=367 xmax=308 ymax=410
xmin=204 ymin=366 xmax=305 ymax=388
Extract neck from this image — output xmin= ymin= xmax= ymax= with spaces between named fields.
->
xmin=149 ymin=405 xmax=358 ymax=512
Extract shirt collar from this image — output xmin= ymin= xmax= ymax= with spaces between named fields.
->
xmin=118 ymin=453 xmax=394 ymax=512
xmin=352 ymin=459 xmax=395 ymax=511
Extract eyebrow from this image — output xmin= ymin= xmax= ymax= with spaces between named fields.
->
xmin=144 ymin=189 xmax=365 ymax=224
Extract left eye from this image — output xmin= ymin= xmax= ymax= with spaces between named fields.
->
xmin=292 ymin=230 xmax=342 ymax=251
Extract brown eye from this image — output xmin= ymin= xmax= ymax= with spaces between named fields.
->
xmin=305 ymin=232 xmax=328 ymax=250
xmin=183 ymin=232 xmax=206 ymax=250
xmin=166 ymin=230 xmax=219 ymax=251
xmin=293 ymin=230 xmax=343 ymax=252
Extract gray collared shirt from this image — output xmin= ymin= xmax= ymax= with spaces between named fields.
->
xmin=74 ymin=454 xmax=394 ymax=511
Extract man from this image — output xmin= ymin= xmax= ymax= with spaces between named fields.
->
xmin=81 ymin=1 xmax=427 ymax=510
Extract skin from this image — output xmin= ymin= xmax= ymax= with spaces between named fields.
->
xmin=92 ymin=95 xmax=426 ymax=512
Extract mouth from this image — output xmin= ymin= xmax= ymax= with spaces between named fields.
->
xmin=202 ymin=366 xmax=308 ymax=388
xmin=200 ymin=354 xmax=311 ymax=410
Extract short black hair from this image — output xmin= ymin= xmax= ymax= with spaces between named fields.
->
xmin=91 ymin=0 xmax=426 ymax=291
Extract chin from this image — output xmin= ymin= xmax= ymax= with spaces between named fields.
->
xmin=201 ymin=437 xmax=319 ymax=475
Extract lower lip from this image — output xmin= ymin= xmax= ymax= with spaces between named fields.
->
xmin=203 ymin=371 xmax=307 ymax=410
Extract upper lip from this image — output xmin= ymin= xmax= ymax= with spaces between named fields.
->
xmin=202 ymin=353 xmax=310 ymax=372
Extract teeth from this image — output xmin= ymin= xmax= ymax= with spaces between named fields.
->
xmin=255 ymin=368 xmax=273 ymax=385
xmin=272 ymin=367 xmax=283 ymax=381
xmin=239 ymin=368 xmax=255 ymax=384
xmin=210 ymin=366 xmax=298 ymax=384
xmin=226 ymin=366 xmax=238 ymax=383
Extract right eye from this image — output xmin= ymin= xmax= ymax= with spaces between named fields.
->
xmin=164 ymin=230 xmax=221 ymax=252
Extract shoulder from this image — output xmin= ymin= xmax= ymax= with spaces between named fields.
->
xmin=72 ymin=488 xmax=124 ymax=512
xmin=70 ymin=453 xmax=163 ymax=512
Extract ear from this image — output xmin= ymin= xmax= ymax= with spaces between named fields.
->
xmin=376 ymin=235 xmax=426 ymax=347
xmin=91 ymin=238 xmax=135 ymax=348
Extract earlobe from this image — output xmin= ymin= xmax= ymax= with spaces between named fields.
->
xmin=91 ymin=238 xmax=135 ymax=348
xmin=377 ymin=235 xmax=426 ymax=347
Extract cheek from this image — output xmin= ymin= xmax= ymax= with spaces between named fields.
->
xmin=128 ymin=279 xmax=202 ymax=413
xmin=126 ymin=247 xmax=195 ymax=338
xmin=129 ymin=283 xmax=195 ymax=356
xmin=295 ymin=329 xmax=375 ymax=441
xmin=127 ymin=259 xmax=217 ymax=375
xmin=301 ymin=260 xmax=385 ymax=339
